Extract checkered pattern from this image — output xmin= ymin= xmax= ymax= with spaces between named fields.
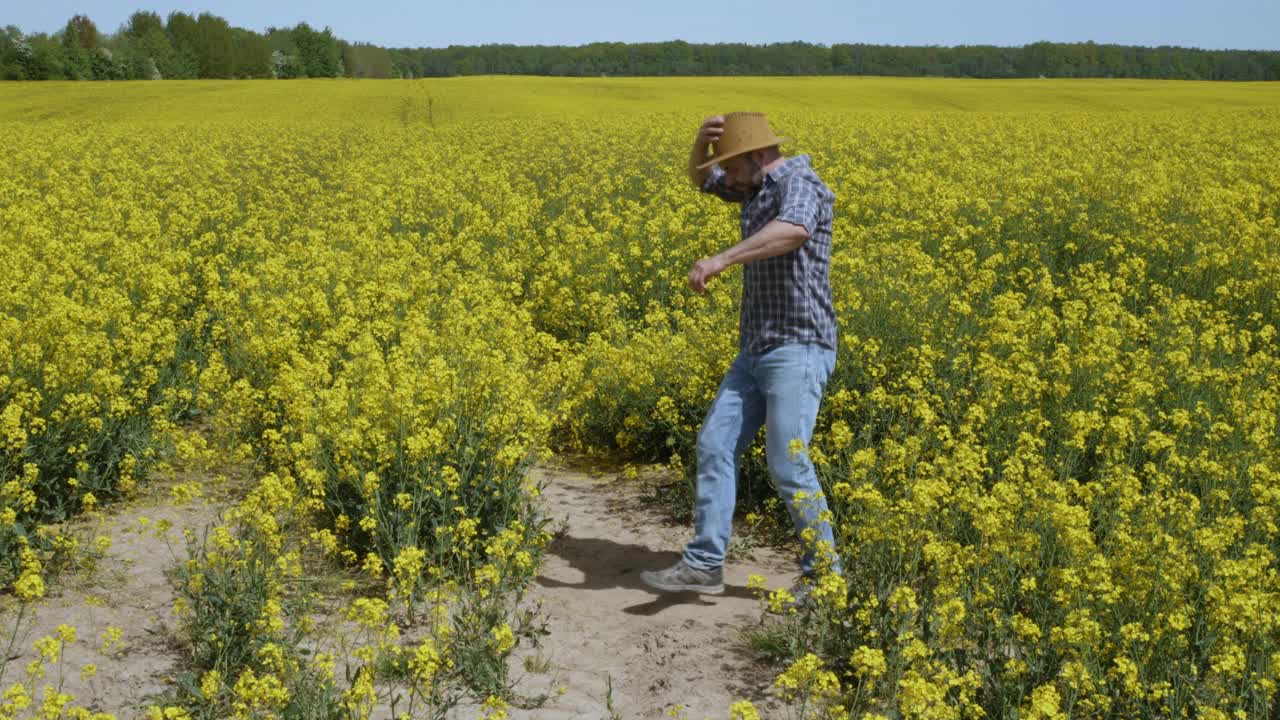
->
xmin=701 ymin=154 xmax=838 ymax=355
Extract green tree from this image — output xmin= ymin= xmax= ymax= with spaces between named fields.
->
xmin=292 ymin=22 xmax=342 ymax=77
xmin=163 ymin=11 xmax=201 ymax=78
xmin=231 ymin=28 xmax=272 ymax=78
xmin=55 ymin=14 xmax=107 ymax=79
xmin=63 ymin=14 xmax=100 ymax=50
xmin=266 ymin=26 xmax=304 ymax=78
xmin=23 ymin=33 xmax=68 ymax=79
xmin=194 ymin=12 xmax=235 ymax=78
xmin=342 ymin=41 xmax=396 ymax=78
xmin=116 ymin=10 xmax=171 ymax=78
xmin=0 ymin=25 xmax=29 ymax=79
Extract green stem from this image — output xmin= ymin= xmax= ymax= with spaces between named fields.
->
xmin=0 ymin=601 xmax=28 ymax=688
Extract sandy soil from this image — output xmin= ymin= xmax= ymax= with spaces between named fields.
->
xmin=1 ymin=457 xmax=796 ymax=720
xmin=502 ymin=460 xmax=797 ymax=720
xmin=0 ymin=465 xmax=245 ymax=718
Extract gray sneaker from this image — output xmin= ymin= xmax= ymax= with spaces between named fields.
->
xmin=640 ymin=559 xmax=725 ymax=595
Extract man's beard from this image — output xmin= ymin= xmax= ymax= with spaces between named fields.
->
xmin=729 ymin=157 xmax=764 ymax=192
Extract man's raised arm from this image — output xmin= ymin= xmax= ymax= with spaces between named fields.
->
xmin=688 ymin=115 xmax=724 ymax=189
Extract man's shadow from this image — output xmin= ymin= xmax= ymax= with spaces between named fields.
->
xmin=537 ymin=533 xmax=760 ymax=616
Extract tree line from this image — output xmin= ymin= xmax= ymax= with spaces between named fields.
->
xmin=0 ymin=12 xmax=391 ymax=80
xmin=3 ymin=12 xmax=1277 ymax=81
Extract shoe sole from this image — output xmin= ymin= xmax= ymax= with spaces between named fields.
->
xmin=640 ymin=575 xmax=725 ymax=595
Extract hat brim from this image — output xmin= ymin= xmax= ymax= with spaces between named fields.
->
xmin=696 ymin=136 xmax=792 ymax=170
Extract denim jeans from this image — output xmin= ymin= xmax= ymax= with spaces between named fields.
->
xmin=682 ymin=342 xmax=841 ymax=577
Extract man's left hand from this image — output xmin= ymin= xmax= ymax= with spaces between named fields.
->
xmin=688 ymin=255 xmax=729 ymax=293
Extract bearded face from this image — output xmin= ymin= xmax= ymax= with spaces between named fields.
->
xmin=721 ymin=150 xmax=766 ymax=193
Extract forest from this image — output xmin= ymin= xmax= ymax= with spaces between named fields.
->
xmin=3 ymin=10 xmax=1278 ymax=81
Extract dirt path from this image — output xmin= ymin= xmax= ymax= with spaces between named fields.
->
xmin=0 ymin=466 xmax=242 ymax=718
xmin=2 ymin=456 xmax=795 ymax=720
xmin=505 ymin=460 xmax=797 ymax=720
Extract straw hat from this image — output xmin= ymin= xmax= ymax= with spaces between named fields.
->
xmin=696 ymin=111 xmax=791 ymax=170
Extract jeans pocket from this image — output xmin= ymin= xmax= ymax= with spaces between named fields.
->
xmin=808 ymin=345 xmax=835 ymax=394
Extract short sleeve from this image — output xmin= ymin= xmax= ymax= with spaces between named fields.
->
xmin=775 ymin=174 xmax=822 ymax=237
xmin=700 ymin=164 xmax=747 ymax=203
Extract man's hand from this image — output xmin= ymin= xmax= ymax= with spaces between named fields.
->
xmin=689 ymin=115 xmax=726 ymax=188
xmin=697 ymin=115 xmax=725 ymax=145
xmin=688 ymin=255 xmax=728 ymax=294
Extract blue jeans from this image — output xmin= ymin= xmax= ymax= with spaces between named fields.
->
xmin=683 ymin=342 xmax=841 ymax=577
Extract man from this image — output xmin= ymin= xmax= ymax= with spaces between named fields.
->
xmin=639 ymin=112 xmax=841 ymax=609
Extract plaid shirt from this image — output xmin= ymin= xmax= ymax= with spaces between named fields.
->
xmin=701 ymin=153 xmax=838 ymax=355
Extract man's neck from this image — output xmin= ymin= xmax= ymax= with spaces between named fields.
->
xmin=761 ymin=154 xmax=787 ymax=175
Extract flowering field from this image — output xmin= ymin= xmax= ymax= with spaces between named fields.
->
xmin=2 ymin=77 xmax=1279 ymax=719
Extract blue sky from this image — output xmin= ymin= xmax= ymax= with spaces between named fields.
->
xmin=7 ymin=0 xmax=1279 ymax=51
